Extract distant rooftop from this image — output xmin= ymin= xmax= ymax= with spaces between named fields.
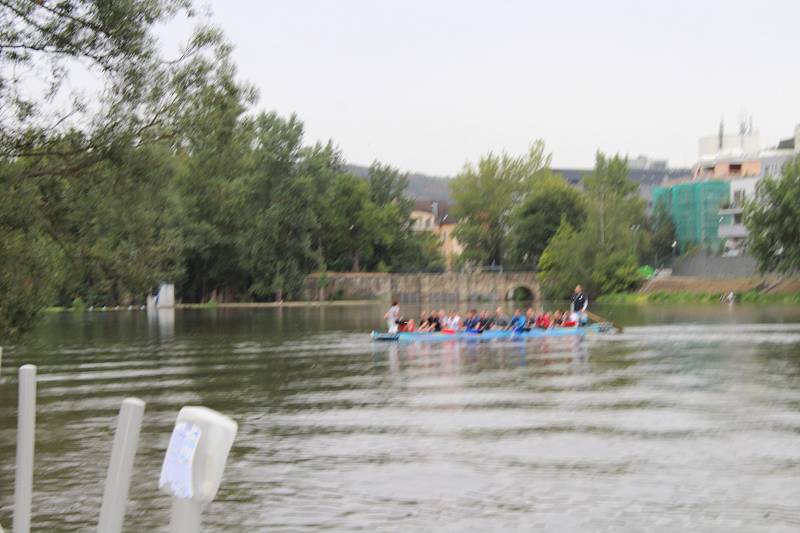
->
xmin=553 ymin=167 xmax=691 ymax=187
xmin=412 ymin=199 xmax=458 ymax=224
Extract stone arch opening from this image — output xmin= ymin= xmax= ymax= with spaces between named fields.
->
xmin=506 ymin=285 xmax=535 ymax=301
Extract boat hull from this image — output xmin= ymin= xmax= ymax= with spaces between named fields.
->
xmin=370 ymin=324 xmax=609 ymax=342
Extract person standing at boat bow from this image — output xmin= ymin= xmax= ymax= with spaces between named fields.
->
xmin=385 ymin=301 xmax=400 ymax=334
xmin=570 ymin=285 xmax=588 ymax=326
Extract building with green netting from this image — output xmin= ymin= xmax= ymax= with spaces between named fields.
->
xmin=652 ymin=181 xmax=730 ymax=253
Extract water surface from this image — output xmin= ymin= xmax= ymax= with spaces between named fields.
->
xmin=1 ymin=303 xmax=799 ymax=531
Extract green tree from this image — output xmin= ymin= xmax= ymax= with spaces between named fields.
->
xmin=537 ymin=220 xmax=591 ymax=299
xmin=299 ymin=141 xmax=346 ymax=268
xmin=0 ymin=159 xmax=64 ymax=337
xmin=171 ymin=52 xmax=256 ymax=302
xmin=645 ymin=199 xmax=676 ymax=267
xmin=236 ymin=112 xmax=317 ymax=301
xmin=450 ymin=141 xmax=551 ymax=266
xmin=0 ymin=1 xmax=233 ymax=334
xmin=507 ymin=172 xmax=587 ymax=269
xmin=320 ymin=174 xmax=383 ymax=272
xmin=0 ymin=0 xmax=199 ymax=159
xmin=538 ymin=153 xmax=644 ymax=298
xmin=366 ymin=162 xmax=412 ymax=270
xmin=582 ymin=152 xmax=644 ymax=253
xmin=368 ymin=161 xmax=412 ymax=209
xmin=363 ymin=161 xmax=442 ymax=271
xmin=744 ymin=155 xmax=800 ymax=273
xmin=385 ymin=231 xmax=446 ymax=273
xmin=48 ymin=139 xmax=184 ymax=306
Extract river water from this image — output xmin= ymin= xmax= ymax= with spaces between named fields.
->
xmin=1 ymin=303 xmax=800 ymax=532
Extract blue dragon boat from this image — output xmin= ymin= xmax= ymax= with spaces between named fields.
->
xmin=371 ymin=323 xmax=612 ymax=342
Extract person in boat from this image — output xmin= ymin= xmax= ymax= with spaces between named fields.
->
xmin=570 ymin=285 xmax=589 ymax=325
xmin=492 ymin=307 xmax=509 ymax=329
xmin=405 ymin=318 xmax=416 ymax=332
xmin=551 ymin=310 xmax=564 ymax=327
xmin=561 ymin=307 xmax=578 ymax=327
xmin=419 ymin=310 xmax=434 ymax=332
xmin=422 ymin=310 xmax=441 ymax=332
xmin=464 ymin=309 xmax=481 ymax=332
xmin=436 ymin=309 xmax=448 ymax=332
xmin=384 ymin=301 xmax=400 ymax=333
xmin=450 ymin=310 xmax=462 ymax=330
xmin=419 ymin=310 xmax=427 ymax=325
xmin=534 ymin=311 xmax=551 ymax=329
xmin=476 ymin=310 xmax=493 ymax=332
xmin=507 ymin=309 xmax=525 ymax=331
xmin=523 ymin=307 xmax=535 ymax=331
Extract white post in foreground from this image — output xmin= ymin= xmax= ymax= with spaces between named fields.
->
xmin=14 ymin=364 xmax=37 ymax=533
xmin=159 ymin=406 xmax=237 ymax=533
xmin=97 ymin=398 xmax=146 ymax=533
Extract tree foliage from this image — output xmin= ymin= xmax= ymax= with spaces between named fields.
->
xmin=450 ymin=141 xmax=551 ymax=266
xmin=538 ymin=153 xmax=644 ymax=299
xmin=0 ymin=2 xmax=445 ymax=339
xmin=744 ymin=155 xmax=800 ymax=273
xmin=0 ymin=0 xmax=215 ymax=335
xmin=506 ymin=172 xmax=587 ymax=269
xmin=644 ymin=199 xmax=676 ymax=268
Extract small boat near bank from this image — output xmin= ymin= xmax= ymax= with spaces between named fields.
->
xmin=371 ymin=323 xmax=614 ymax=342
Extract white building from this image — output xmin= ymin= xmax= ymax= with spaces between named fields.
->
xmin=717 ymin=124 xmax=800 ymax=255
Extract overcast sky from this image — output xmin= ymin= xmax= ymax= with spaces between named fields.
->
xmin=165 ymin=0 xmax=800 ymax=175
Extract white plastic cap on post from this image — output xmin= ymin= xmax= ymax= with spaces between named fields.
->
xmin=159 ymin=406 xmax=237 ymax=504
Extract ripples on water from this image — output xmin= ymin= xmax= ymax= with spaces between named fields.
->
xmin=1 ymin=307 xmax=800 ymax=531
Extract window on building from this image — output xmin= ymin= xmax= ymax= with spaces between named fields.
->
xmin=729 ymin=163 xmax=742 ymax=176
xmin=733 ymin=190 xmax=745 ymax=206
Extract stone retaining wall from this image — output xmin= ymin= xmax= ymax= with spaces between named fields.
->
xmin=304 ymin=272 xmax=540 ymax=302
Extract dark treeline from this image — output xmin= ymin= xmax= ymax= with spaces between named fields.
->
xmin=0 ymin=0 xmax=441 ymax=338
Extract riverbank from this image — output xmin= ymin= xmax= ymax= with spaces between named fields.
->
xmin=597 ymin=291 xmax=800 ymax=304
xmin=597 ymin=275 xmax=800 ymax=304
xmin=44 ymin=300 xmax=379 ymax=312
xmin=176 ymin=300 xmax=377 ymax=309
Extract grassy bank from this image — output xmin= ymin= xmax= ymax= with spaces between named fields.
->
xmin=597 ymin=291 xmax=800 ymax=304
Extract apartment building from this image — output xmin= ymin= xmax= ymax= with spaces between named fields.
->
xmin=410 ymin=200 xmax=463 ymax=271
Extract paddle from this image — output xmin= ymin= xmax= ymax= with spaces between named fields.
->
xmin=587 ymin=310 xmax=623 ymax=333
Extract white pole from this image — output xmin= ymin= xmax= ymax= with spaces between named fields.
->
xmin=13 ymin=364 xmax=37 ymax=533
xmin=97 ymin=398 xmax=146 ymax=533
xmin=169 ymin=499 xmax=203 ymax=533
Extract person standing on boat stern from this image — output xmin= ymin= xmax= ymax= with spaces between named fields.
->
xmin=570 ymin=285 xmax=588 ymax=325
xmin=384 ymin=301 xmax=400 ymax=334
